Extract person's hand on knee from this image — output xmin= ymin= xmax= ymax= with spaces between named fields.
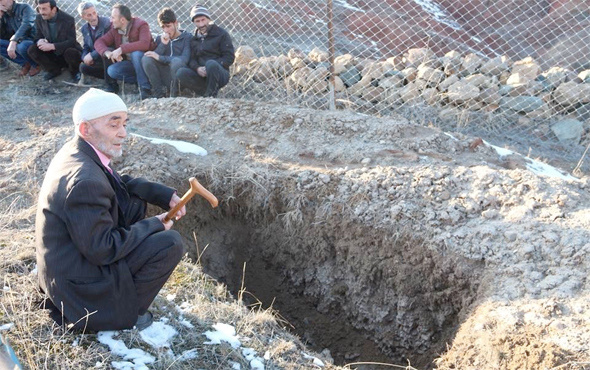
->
xmin=156 ymin=213 xmax=174 ymax=230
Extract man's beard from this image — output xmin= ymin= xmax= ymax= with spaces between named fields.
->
xmin=96 ymin=141 xmax=123 ymax=158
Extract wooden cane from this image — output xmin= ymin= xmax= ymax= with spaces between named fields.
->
xmin=164 ymin=177 xmax=218 ymax=222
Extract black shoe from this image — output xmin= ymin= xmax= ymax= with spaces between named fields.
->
xmin=134 ymin=311 xmax=153 ymax=331
xmin=0 ymin=57 xmax=8 ymax=71
xmin=71 ymin=72 xmax=81 ymax=83
xmin=139 ymin=87 xmax=152 ymax=100
xmin=43 ymin=71 xmax=59 ymax=81
xmin=103 ymin=83 xmax=119 ymax=94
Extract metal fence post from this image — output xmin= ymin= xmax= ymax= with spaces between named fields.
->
xmin=327 ymin=0 xmax=336 ymax=110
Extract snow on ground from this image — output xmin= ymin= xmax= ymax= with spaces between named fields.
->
xmin=131 ymin=133 xmax=208 ymax=156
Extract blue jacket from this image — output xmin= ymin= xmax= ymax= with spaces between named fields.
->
xmin=81 ymin=16 xmax=111 ymax=61
xmin=0 ymin=2 xmax=35 ymax=42
xmin=153 ymin=30 xmax=191 ymax=65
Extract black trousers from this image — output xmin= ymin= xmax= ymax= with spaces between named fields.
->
xmin=123 ymin=196 xmax=185 ymax=315
xmin=79 ymin=58 xmax=105 ymax=80
xmin=27 ymin=44 xmax=81 ymax=75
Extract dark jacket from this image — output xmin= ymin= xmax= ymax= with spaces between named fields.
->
xmin=35 ymin=137 xmax=175 ymax=331
xmin=34 ymin=8 xmax=82 ymax=55
xmin=81 ymin=16 xmax=111 ymax=61
xmin=153 ymin=30 xmax=191 ymax=65
xmin=0 ymin=2 xmax=35 ymax=42
xmin=94 ymin=17 xmax=154 ymax=56
xmin=188 ymin=24 xmax=234 ymax=70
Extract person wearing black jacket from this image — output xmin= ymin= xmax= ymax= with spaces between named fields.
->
xmin=175 ymin=6 xmax=234 ymax=97
xmin=0 ymin=0 xmax=39 ymax=76
xmin=27 ymin=0 xmax=82 ymax=81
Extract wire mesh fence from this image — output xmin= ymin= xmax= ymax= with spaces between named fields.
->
xmin=26 ymin=0 xmax=590 ymax=173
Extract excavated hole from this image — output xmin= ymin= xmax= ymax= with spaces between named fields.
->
xmin=173 ymin=180 xmax=484 ymax=369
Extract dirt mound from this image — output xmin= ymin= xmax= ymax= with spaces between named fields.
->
xmin=2 ymin=74 xmax=589 ymax=368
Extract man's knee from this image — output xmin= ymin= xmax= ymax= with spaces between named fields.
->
xmin=161 ymin=230 xmax=184 ymax=267
xmin=170 ymin=58 xmax=186 ymax=73
xmin=16 ymin=42 xmax=31 ymax=57
xmin=130 ymin=51 xmax=144 ymax=64
xmin=205 ymin=59 xmax=223 ymax=72
xmin=141 ymin=55 xmax=156 ymax=70
xmin=27 ymin=43 xmax=40 ymax=58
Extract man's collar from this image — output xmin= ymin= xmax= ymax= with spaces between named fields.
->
xmin=117 ymin=20 xmax=131 ymax=35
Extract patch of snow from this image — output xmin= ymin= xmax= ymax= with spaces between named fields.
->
xmin=302 ymin=352 xmax=325 ymax=367
xmin=243 ymin=347 xmax=265 ymax=369
xmin=97 ymin=331 xmax=155 ymax=369
xmin=139 ymin=321 xmax=178 ymax=348
xmin=334 ymin=0 xmax=365 ymax=12
xmin=177 ymin=348 xmax=199 ymax=361
xmin=203 ymin=323 xmax=241 ymax=348
xmin=132 ymin=133 xmax=207 ymax=156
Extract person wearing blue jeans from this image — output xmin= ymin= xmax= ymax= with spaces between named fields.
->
xmin=94 ymin=4 xmax=153 ymax=99
xmin=0 ymin=0 xmax=40 ymax=76
xmin=174 ymin=6 xmax=234 ymax=97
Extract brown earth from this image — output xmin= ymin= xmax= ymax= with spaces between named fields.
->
xmin=1 ymin=66 xmax=590 ymax=369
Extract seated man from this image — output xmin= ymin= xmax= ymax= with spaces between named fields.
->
xmin=0 ymin=0 xmax=40 ymax=76
xmin=141 ymin=7 xmax=190 ymax=98
xmin=36 ymin=88 xmax=186 ymax=332
xmin=175 ymin=6 xmax=234 ymax=97
xmin=27 ymin=0 xmax=82 ymax=81
xmin=94 ymin=4 xmax=153 ymax=98
xmin=78 ymin=2 xmax=110 ymax=82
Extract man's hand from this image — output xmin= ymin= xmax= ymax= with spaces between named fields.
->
xmin=7 ymin=41 xmax=17 ymax=59
xmin=168 ymin=193 xmax=186 ymax=220
xmin=197 ymin=66 xmax=207 ymax=77
xmin=155 ymin=213 xmax=174 ymax=230
xmin=161 ymin=32 xmax=170 ymax=45
xmin=110 ymin=47 xmax=123 ymax=62
xmin=37 ymin=39 xmax=55 ymax=52
xmin=83 ymin=53 xmax=94 ymax=65
xmin=144 ymin=51 xmax=159 ymax=61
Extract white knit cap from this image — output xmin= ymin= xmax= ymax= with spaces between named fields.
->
xmin=72 ymin=88 xmax=127 ymax=125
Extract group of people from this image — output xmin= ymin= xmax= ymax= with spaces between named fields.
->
xmin=0 ymin=0 xmax=235 ymax=98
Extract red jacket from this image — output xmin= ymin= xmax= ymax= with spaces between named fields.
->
xmin=94 ymin=17 xmax=154 ymax=56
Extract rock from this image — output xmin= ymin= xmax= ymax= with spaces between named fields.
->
xmin=578 ymin=70 xmax=590 ymax=83
xmin=249 ymin=60 xmax=275 ymax=82
xmin=499 ymin=71 xmax=511 ymax=85
xmin=540 ymin=66 xmax=569 ymax=90
xmin=498 ymin=84 xmax=513 ymax=96
xmin=290 ymin=66 xmax=312 ymax=88
xmin=361 ymin=158 xmax=371 ymax=164
xmin=400 ymin=82 xmax=422 ymax=103
xmin=480 ymin=56 xmax=509 ymax=76
xmin=235 ymin=45 xmax=257 ymax=65
xmin=305 ymin=66 xmax=329 ymax=91
xmin=479 ymin=87 xmax=501 ymax=105
xmin=401 ymin=67 xmax=417 ymax=82
xmin=444 ymin=50 xmax=462 ymax=60
xmin=319 ymin=174 xmax=331 ymax=183
xmin=465 ymin=73 xmax=489 ymax=88
xmin=447 ymin=80 xmax=480 ymax=103
xmin=439 ymin=74 xmax=460 ymax=92
xmin=308 ymin=47 xmax=329 ymax=63
xmin=422 ymin=88 xmax=440 ymax=105
xmin=509 ymin=57 xmax=540 ymax=84
xmin=461 ymin=53 xmax=483 ymax=75
xmin=385 ymin=88 xmax=401 ymax=104
xmin=334 ymin=54 xmax=356 ymax=74
xmin=287 ymin=48 xmax=306 ymax=60
xmin=339 ymin=66 xmax=361 ymax=87
xmin=362 ymin=86 xmax=385 ymax=103
xmin=273 ymin=55 xmax=293 ymax=77
xmin=361 ymin=61 xmax=385 ymax=80
xmin=526 ymin=104 xmax=552 ymax=119
xmin=404 ymin=48 xmax=435 ymax=68
xmin=553 ymin=81 xmax=590 ymax=106
xmin=333 ymin=76 xmax=346 ymax=92
xmin=386 ymin=56 xmax=404 ymax=69
xmin=379 ymin=75 xmax=404 ymax=89
xmin=416 ymin=65 xmax=445 ymax=87
xmin=500 ymin=96 xmax=543 ymax=113
xmin=551 ymin=119 xmax=584 ymax=143
xmin=438 ymin=107 xmax=461 ymax=121
xmin=290 ymin=57 xmax=306 ymax=70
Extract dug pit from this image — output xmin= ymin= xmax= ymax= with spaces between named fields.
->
xmin=173 ymin=183 xmax=484 ymax=368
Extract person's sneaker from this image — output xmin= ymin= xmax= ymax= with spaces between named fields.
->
xmin=71 ymin=72 xmax=81 ymax=83
xmin=28 ymin=65 xmax=41 ymax=76
xmin=18 ymin=62 xmax=31 ymax=76
xmin=43 ymin=71 xmax=59 ymax=80
xmin=103 ymin=83 xmax=119 ymax=94
xmin=139 ymin=87 xmax=152 ymax=100
xmin=134 ymin=311 xmax=153 ymax=331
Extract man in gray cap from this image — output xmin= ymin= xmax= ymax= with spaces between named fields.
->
xmin=36 ymin=88 xmax=186 ymax=332
xmin=175 ymin=5 xmax=234 ymax=97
